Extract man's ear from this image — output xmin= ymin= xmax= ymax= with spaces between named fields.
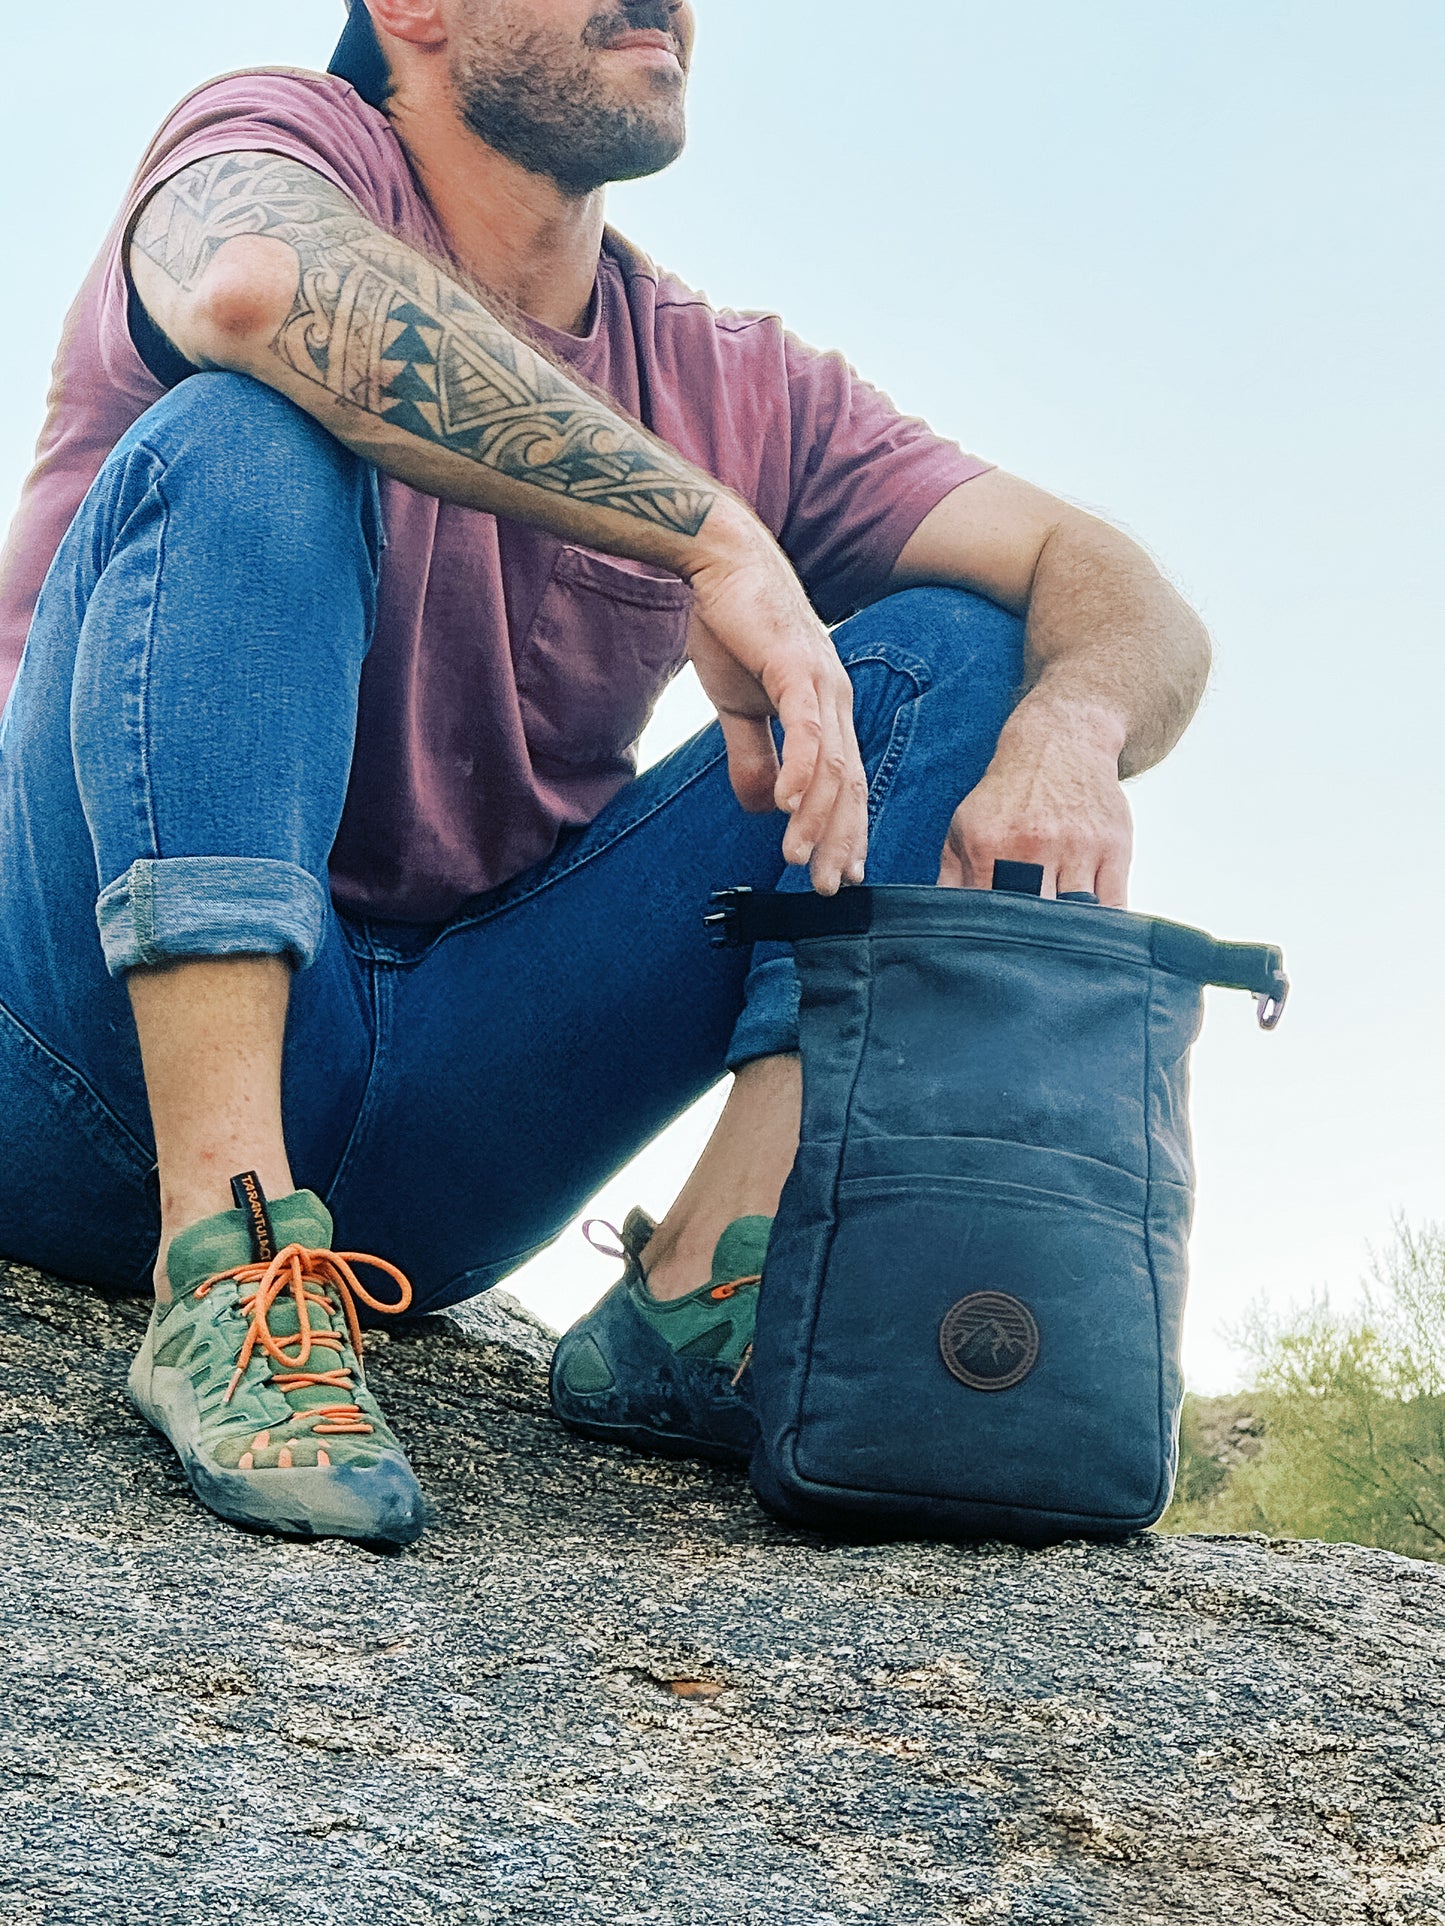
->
xmin=366 ymin=0 xmax=449 ymax=51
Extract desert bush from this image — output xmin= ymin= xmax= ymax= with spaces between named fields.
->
xmin=1162 ymin=1219 xmax=1445 ymax=1560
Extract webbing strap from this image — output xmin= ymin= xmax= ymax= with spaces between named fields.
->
xmin=705 ymin=888 xmax=874 ymax=946
xmin=705 ymin=888 xmax=1290 ymax=1029
xmin=1150 ymin=923 xmax=1290 ymax=1027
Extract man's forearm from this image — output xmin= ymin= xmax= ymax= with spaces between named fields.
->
xmin=1009 ymin=517 xmax=1211 ymax=780
xmin=129 ymin=153 xmax=742 ymax=576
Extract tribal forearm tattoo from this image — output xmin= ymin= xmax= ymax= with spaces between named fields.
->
xmin=131 ymin=153 xmax=716 ymax=539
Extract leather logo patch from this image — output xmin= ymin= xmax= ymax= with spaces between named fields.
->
xmin=939 ymin=1292 xmax=1040 ymax=1392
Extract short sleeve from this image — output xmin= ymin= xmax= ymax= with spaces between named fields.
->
xmin=120 ymin=69 xmax=406 ymax=233
xmin=778 ymin=334 xmax=994 ymax=624
xmin=102 ymin=69 xmax=428 ymax=390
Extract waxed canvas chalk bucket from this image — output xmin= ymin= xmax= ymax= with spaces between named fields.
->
xmin=706 ymin=881 xmax=1288 ymax=1546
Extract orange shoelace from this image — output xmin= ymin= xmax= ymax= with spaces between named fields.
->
xmin=195 ymin=1244 xmax=412 ymax=1463
xmin=709 ymin=1273 xmax=762 ymax=1302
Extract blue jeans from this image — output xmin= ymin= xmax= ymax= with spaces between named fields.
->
xmin=0 ymin=374 xmax=1024 ymax=1310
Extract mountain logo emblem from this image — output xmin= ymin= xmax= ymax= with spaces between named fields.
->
xmin=939 ymin=1292 xmax=1040 ymax=1392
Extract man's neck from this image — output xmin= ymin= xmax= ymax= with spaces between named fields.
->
xmin=387 ymin=90 xmax=605 ymax=336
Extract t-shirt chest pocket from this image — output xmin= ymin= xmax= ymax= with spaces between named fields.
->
xmin=515 ymin=547 xmax=693 ymax=771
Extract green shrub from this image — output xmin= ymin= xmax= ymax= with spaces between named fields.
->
xmin=1161 ymin=1220 xmax=1445 ymax=1561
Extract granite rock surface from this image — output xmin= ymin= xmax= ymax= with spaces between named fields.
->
xmin=1 ymin=1258 xmax=1443 ymax=1925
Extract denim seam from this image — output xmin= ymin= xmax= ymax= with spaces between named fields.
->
xmin=0 ymin=994 xmax=154 ymax=1167
xmin=368 ymin=738 xmax=734 ymax=967
xmin=868 ymin=701 xmax=918 ymax=830
xmin=833 ymin=639 xmax=936 ymax=688
xmin=323 ymin=958 xmax=393 ymax=1202
xmin=133 ymin=454 xmax=168 ymax=870
xmin=130 ymin=860 xmax=158 ymax=967
xmin=834 ymin=646 xmax=933 ymax=827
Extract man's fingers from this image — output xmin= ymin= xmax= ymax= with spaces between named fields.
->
xmin=944 ymin=820 xmax=1020 ymax=893
xmin=801 ymin=680 xmax=868 ymax=892
xmin=1097 ymin=797 xmax=1135 ymax=907
xmin=1055 ymin=854 xmax=1101 ymax=900
xmin=831 ymin=680 xmax=870 ymax=887
xmin=775 ymin=671 xmax=844 ymax=865
xmin=940 ymin=801 xmax=1081 ymax=895
xmin=938 ymin=818 xmax=984 ymax=889
xmin=771 ymin=676 xmax=824 ymax=819
xmin=785 ymin=737 xmax=844 ymax=872
xmin=1095 ymin=849 xmax=1130 ymax=909
xmin=719 ymin=654 xmax=869 ymax=892
xmin=719 ymin=713 xmax=781 ymax=814
xmin=686 ymin=547 xmax=869 ymax=893
xmin=782 ymin=672 xmax=869 ymax=893
xmin=942 ymin=822 xmax=1131 ymax=905
xmin=937 ymin=842 xmax=967 ymax=889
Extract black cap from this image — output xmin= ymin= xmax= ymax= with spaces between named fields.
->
xmin=328 ymin=2 xmax=391 ymax=111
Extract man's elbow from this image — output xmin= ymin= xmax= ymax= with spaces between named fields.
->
xmin=1181 ymin=598 xmax=1213 ymax=695
xmin=1150 ymin=561 xmax=1212 ymax=709
xmin=1122 ymin=579 xmax=1213 ymax=778
xmin=1059 ymin=510 xmax=1212 ymax=770
xmin=177 ymin=236 xmax=300 ymax=371
xmin=1077 ymin=511 xmax=1211 ymax=680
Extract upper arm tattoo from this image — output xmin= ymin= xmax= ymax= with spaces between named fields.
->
xmin=132 ymin=153 xmax=715 ymax=538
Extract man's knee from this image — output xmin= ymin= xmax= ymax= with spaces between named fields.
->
xmin=836 ymin=586 xmax=1026 ymax=696
xmin=115 ymin=373 xmax=380 ymax=567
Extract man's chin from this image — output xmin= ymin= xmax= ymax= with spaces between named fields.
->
xmin=595 ymin=108 xmax=687 ymax=182
xmin=607 ymin=153 xmax=685 ymax=185
xmin=594 ymin=156 xmax=684 ymax=187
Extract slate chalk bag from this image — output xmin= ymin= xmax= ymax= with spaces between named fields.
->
xmin=706 ymin=879 xmax=1289 ymax=1546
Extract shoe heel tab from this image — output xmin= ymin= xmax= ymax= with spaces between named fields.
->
xmin=230 ymin=1172 xmax=278 ymax=1263
xmin=620 ymin=1207 xmax=658 ymax=1265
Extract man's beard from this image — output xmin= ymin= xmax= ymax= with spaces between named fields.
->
xmin=453 ymin=2 xmax=687 ymax=198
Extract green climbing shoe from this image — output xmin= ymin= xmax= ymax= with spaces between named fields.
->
xmin=549 ymin=1208 xmax=771 ymax=1465
xmin=127 ymin=1182 xmax=425 ymax=1545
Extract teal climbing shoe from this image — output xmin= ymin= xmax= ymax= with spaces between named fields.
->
xmin=128 ymin=1182 xmax=425 ymax=1545
xmin=549 ymin=1208 xmax=770 ymax=1466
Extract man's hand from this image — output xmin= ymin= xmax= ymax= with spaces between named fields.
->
xmin=683 ymin=506 xmax=868 ymax=896
xmin=938 ymin=697 xmax=1134 ymax=905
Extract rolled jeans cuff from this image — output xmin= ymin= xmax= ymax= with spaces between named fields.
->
xmin=95 ymin=857 xmax=329 ymax=977
xmin=724 ymin=952 xmax=801 ymax=1071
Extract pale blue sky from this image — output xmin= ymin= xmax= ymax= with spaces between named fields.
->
xmin=5 ymin=2 xmax=1442 ymax=1386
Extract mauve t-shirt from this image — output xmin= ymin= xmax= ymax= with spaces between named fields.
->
xmin=0 ymin=69 xmax=991 ymax=922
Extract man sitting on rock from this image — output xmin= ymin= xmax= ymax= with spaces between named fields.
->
xmin=0 ymin=0 xmax=1209 ymax=1545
